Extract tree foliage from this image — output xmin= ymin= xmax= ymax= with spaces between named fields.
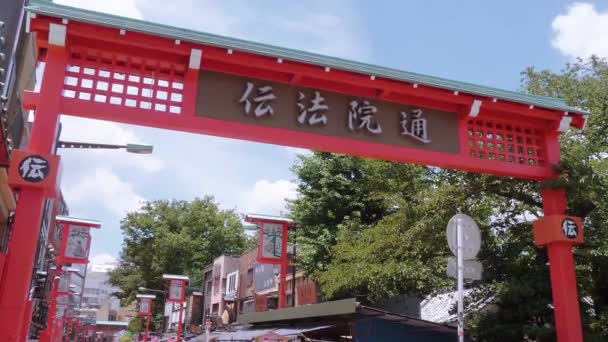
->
xmin=109 ymin=197 xmax=253 ymax=320
xmin=290 ymin=57 xmax=608 ymax=339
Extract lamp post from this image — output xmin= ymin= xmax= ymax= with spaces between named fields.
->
xmin=136 ymin=294 xmax=156 ymax=342
xmin=162 ymin=275 xmax=189 ymax=342
xmin=39 ymin=217 xmax=100 ymax=342
xmin=139 ymin=287 xmax=167 ymax=337
xmin=57 ymin=141 xmax=154 ymax=154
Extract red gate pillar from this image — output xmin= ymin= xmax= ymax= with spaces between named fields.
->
xmin=0 ymin=24 xmax=67 ymax=339
xmin=536 ymin=132 xmax=583 ymax=342
xmin=540 ymin=188 xmax=583 ymax=342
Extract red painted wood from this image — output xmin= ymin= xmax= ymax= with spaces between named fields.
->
xmin=14 ymin=15 xmax=587 ymax=339
xmin=56 ymin=97 xmax=552 ymax=179
xmin=0 ymin=44 xmax=67 ymax=340
xmin=27 ymin=15 xmax=587 ymax=128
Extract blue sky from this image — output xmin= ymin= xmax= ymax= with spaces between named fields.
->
xmin=51 ymin=0 xmax=608 ymax=264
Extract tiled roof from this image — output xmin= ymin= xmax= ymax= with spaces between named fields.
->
xmin=421 ymin=289 xmax=495 ymax=323
xmin=27 ymin=0 xmax=588 ymax=115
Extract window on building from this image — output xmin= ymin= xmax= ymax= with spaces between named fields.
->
xmin=246 ymin=268 xmax=253 ymax=287
xmin=206 ymin=281 xmax=212 ymax=295
xmin=212 ymin=303 xmax=219 ymax=314
xmin=226 ymin=271 xmax=238 ymax=295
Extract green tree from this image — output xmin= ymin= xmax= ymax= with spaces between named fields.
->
xmin=289 ymin=153 xmax=390 ymax=275
xmin=109 ymin=197 xmax=253 ymax=321
xmin=291 ymin=58 xmax=608 ymax=339
xmin=128 ymin=315 xmax=143 ymax=334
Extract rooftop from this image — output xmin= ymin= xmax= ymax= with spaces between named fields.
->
xmin=238 ymin=298 xmax=457 ymax=334
xmin=27 ymin=0 xmax=588 ymax=116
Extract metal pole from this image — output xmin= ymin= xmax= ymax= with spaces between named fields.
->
xmin=291 ymin=226 xmax=297 ymax=307
xmin=145 ymin=312 xmax=151 ymax=342
xmin=457 ymin=219 xmax=464 ymax=342
xmin=40 ymin=271 xmax=60 ymax=342
xmin=177 ymin=301 xmax=184 ymax=342
xmin=183 ymin=296 xmax=189 ymax=338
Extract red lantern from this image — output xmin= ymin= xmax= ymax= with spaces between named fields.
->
xmin=163 ymin=274 xmax=189 ymax=342
xmin=245 ymin=214 xmax=293 ymax=309
xmin=55 ymin=216 xmax=101 ymax=265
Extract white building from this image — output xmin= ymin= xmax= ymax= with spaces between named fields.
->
xmin=81 ymin=263 xmax=121 ymax=321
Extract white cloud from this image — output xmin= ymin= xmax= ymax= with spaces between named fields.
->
xmin=552 ymin=3 xmax=608 ymax=58
xmin=55 ymin=0 xmax=368 ymax=60
xmin=136 ymin=0 xmax=369 ymax=60
xmin=54 ymin=0 xmax=143 ymax=19
xmin=238 ymin=179 xmax=297 ymax=216
xmin=90 ymin=253 xmax=118 ymax=265
xmin=64 ymin=168 xmax=145 ymax=216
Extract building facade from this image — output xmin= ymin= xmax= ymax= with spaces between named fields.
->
xmin=202 ymin=247 xmax=319 ymax=327
xmin=209 ymin=255 xmax=239 ymax=321
xmin=81 ymin=263 xmax=120 ymax=321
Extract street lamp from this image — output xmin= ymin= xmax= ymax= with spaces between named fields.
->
xmin=138 ymin=287 xmax=167 ymax=337
xmin=57 ymin=141 xmax=154 ymax=154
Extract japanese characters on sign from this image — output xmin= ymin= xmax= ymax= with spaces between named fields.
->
xmin=197 ymin=71 xmax=459 ymax=153
xmin=169 ymin=279 xmax=184 ymax=301
xmin=261 ymin=223 xmax=283 ymax=259
xmin=18 ymin=155 xmax=50 ymax=182
xmin=562 ymin=218 xmax=579 ymax=239
xmin=65 ymin=225 xmax=91 ymax=260
xmin=9 ymin=150 xmax=61 ymax=195
xmin=296 ymin=281 xmax=317 ymax=306
xmin=139 ymin=298 xmax=151 ymax=314
xmin=348 ymin=100 xmax=382 ymax=134
xmin=239 ymin=82 xmax=276 ymax=117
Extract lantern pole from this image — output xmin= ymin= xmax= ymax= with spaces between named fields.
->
xmin=163 ymin=275 xmax=189 ymax=342
xmin=39 ymin=270 xmax=60 ymax=342
xmin=137 ymin=294 xmax=155 ymax=342
xmin=177 ymin=300 xmax=184 ymax=342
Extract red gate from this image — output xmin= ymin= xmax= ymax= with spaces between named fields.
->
xmin=1 ymin=1 xmax=589 ymax=341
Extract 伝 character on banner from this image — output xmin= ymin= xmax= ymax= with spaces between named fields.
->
xmin=239 ymin=82 xmax=276 ymax=117
xmin=19 ymin=156 xmax=50 ymax=182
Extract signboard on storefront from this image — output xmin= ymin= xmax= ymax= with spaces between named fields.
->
xmin=296 ymin=282 xmax=317 ymax=306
